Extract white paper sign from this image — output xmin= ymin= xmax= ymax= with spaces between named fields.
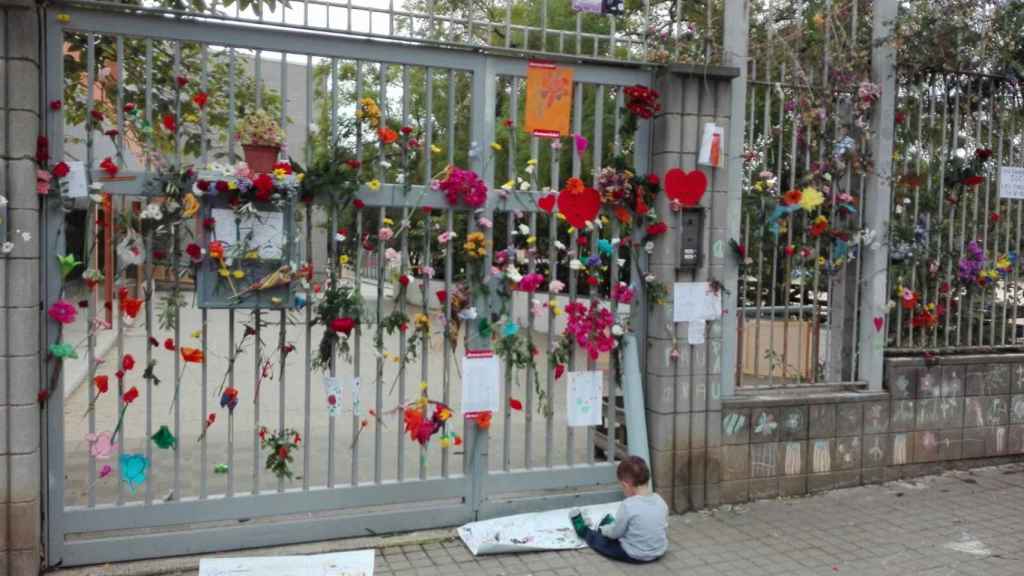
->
xmin=567 ymin=371 xmax=602 ymax=427
xmin=198 ymin=549 xmax=374 ymax=576
xmin=322 ymin=375 xmax=342 ymax=417
xmin=212 ymin=207 xmax=286 ymax=260
xmin=999 ymin=166 xmax=1024 ymax=200
xmin=461 ymin=353 xmax=501 ymax=414
xmin=688 ymin=320 xmax=706 ymax=345
xmin=672 ymin=282 xmax=722 ymax=323
xmin=66 ymin=161 xmax=88 ymax=198
xmin=698 ymin=123 xmax=724 ymax=168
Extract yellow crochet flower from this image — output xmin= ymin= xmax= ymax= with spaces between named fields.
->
xmin=430 ymin=144 xmax=442 ymax=154
xmin=799 ymin=186 xmax=824 ymax=212
xmin=490 ymin=142 xmax=503 ymax=152
xmin=367 ymin=179 xmax=381 ymax=191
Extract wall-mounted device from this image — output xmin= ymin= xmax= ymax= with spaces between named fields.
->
xmin=677 ymin=208 xmax=704 ymax=271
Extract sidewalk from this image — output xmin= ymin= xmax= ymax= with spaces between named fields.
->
xmin=55 ymin=463 xmax=1024 ymax=576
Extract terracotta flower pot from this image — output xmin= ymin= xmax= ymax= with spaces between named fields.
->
xmin=242 ymin=144 xmax=280 ymax=174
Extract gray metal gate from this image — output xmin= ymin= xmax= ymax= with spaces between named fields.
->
xmin=41 ymin=4 xmax=653 ymax=567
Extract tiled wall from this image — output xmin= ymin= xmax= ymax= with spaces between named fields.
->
xmin=710 ymin=354 xmax=1024 ymax=506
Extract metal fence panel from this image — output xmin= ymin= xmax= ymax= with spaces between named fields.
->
xmin=43 ymin=6 xmax=647 ymax=566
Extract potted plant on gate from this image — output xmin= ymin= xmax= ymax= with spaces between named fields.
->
xmin=237 ymin=109 xmax=285 ymax=173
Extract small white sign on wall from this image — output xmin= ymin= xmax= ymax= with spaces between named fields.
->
xmin=999 ymin=166 xmax=1024 ymax=200
xmin=698 ymin=123 xmax=724 ymax=168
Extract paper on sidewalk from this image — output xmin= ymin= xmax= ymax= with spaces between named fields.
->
xmin=458 ymin=502 xmax=621 ymax=555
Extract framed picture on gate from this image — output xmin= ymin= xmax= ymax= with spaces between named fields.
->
xmin=195 ymin=173 xmax=299 ymax=310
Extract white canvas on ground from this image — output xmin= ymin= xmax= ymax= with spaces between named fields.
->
xmin=461 ymin=353 xmax=501 ymax=414
xmin=198 ymin=549 xmax=374 ymax=575
xmin=567 ymin=371 xmax=602 ymax=427
xmin=672 ymin=282 xmax=722 ymax=323
xmin=458 ymin=502 xmax=621 ymax=555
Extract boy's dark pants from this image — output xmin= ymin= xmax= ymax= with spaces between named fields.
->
xmin=581 ymin=527 xmax=651 ymax=564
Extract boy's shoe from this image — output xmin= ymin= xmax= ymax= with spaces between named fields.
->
xmin=568 ymin=508 xmax=588 ymax=539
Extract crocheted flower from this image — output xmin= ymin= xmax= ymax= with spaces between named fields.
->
xmin=48 ymin=299 xmax=77 ymax=325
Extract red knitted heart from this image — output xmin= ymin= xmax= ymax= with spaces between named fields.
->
xmin=557 ymin=186 xmax=601 ymax=229
xmin=664 ymin=168 xmax=708 ymax=206
xmin=537 ymin=194 xmax=556 ymax=214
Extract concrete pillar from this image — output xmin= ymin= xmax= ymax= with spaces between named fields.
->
xmin=0 ymin=1 xmax=43 ymax=573
xmin=645 ymin=65 xmax=738 ymax=513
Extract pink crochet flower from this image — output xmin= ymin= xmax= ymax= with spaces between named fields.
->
xmin=563 ymin=300 xmax=615 ymax=360
xmin=439 ymin=167 xmax=488 ymax=208
xmin=48 ymin=299 xmax=77 ymax=325
xmin=611 ymin=282 xmax=635 ymax=304
xmin=517 ymin=273 xmax=545 ymax=293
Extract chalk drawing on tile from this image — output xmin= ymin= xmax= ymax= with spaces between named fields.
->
xmin=988 ymin=399 xmax=1005 ymax=426
xmin=996 ymin=427 xmax=1006 ymax=453
xmin=754 ymin=411 xmax=778 ymax=437
xmin=893 ymin=434 xmax=908 ymax=465
xmin=868 ymin=437 xmax=884 ymax=464
xmin=723 ymin=413 xmax=747 ymax=437
xmin=784 ymin=442 xmax=802 ymax=475
xmin=893 ymin=374 xmax=910 ymax=396
xmin=812 ymin=440 xmax=831 ymax=473
xmin=784 ymin=410 xmax=802 ymax=433
xmin=751 ymin=444 xmax=776 ymax=478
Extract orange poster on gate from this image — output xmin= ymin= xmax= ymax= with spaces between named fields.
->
xmin=524 ymin=62 xmax=573 ymax=138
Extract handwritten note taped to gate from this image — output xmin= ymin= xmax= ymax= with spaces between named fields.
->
xmin=567 ymin=371 xmax=602 ymax=427
xmin=999 ymin=166 xmax=1024 ymax=200
xmin=462 ymin=352 xmax=501 ymax=414
xmin=212 ymin=207 xmax=286 ymax=260
xmin=672 ymin=282 xmax=723 ymax=323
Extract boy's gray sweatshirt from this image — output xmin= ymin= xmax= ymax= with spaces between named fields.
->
xmin=599 ymin=493 xmax=668 ymax=561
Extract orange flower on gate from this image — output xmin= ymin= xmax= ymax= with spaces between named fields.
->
xmin=782 ymin=188 xmax=803 ymax=206
xmin=562 ymin=176 xmax=585 ymax=196
xmin=181 ymin=347 xmax=204 ymax=363
xmin=377 ymin=127 xmax=398 ymax=145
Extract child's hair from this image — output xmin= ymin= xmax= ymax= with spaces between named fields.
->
xmin=616 ymin=455 xmax=650 ymax=486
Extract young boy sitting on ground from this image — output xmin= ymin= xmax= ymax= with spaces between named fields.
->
xmin=569 ymin=455 xmax=668 ymax=563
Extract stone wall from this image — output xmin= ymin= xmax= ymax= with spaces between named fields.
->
xmin=0 ymin=1 xmax=43 ymax=574
xmin=644 ymin=66 xmax=738 ymax=514
xmin=705 ymin=354 xmax=1024 ymax=506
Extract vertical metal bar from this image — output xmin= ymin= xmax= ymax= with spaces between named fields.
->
xmin=171 ymin=44 xmax=183 ymax=502
xmin=255 ymin=50 xmax=263 ymax=110
xmin=277 ymin=52 xmax=289 ymax=494
xmin=376 ymin=62 xmax=387 ymax=485
xmin=941 ymin=74 xmax=954 ymax=346
xmin=1012 ymin=113 xmax=1022 ymax=345
xmin=440 ymin=71 xmax=455 ymax=479
xmin=565 ymin=83 xmax=582 ymax=465
xmin=967 ymin=79 xmax=983 ymax=346
xmin=82 ymin=32 xmax=98 ymax=506
xmin=587 ymin=84 xmax=604 ymax=464
xmin=199 ymin=45 xmax=210 ymax=500
xmin=398 ymin=65 xmax=410 ymax=483
xmin=352 ymin=61 xmax=365 ymax=486
xmin=226 ymin=45 xmax=238 ymax=496
xmin=303 ymin=54 xmax=314 ymax=493
xmin=546 ymin=142 xmax=559 ymax=469
xmin=502 ymin=77 xmax=515 ymax=473
xmin=420 ymin=67 xmax=433 ymax=482
xmin=327 ymin=58 xmax=339 ymax=489
xmin=253 ymin=311 xmax=262 ymax=495
xmin=228 ymin=48 xmax=237 ymax=162
xmin=526 ymin=133 xmax=539 ymax=470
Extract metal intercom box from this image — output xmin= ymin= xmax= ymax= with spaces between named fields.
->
xmin=678 ymin=208 xmax=703 ymax=271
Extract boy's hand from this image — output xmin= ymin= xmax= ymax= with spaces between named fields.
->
xmin=599 ymin=514 xmax=615 ymax=527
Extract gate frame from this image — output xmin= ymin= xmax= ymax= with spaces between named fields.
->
xmin=41 ymin=5 xmax=652 ymax=567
